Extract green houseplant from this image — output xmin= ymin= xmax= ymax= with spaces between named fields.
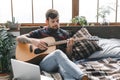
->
xmin=0 ymin=28 xmax=15 ymax=73
xmin=71 ymin=16 xmax=87 ymax=26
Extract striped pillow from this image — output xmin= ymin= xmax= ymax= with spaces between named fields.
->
xmin=72 ymin=28 xmax=102 ymax=60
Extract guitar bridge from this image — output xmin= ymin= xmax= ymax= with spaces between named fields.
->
xmin=30 ymin=45 xmax=33 ymax=53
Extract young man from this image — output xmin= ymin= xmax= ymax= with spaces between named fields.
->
xmin=16 ymin=9 xmax=88 ymax=80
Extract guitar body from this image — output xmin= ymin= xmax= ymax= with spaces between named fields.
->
xmin=16 ymin=37 xmax=56 ymax=64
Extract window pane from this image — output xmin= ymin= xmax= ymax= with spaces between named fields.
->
xmin=13 ymin=0 xmax=32 ymax=23
xmin=0 ymin=0 xmax=11 ymax=23
xmin=54 ymin=0 xmax=72 ymax=23
xmin=79 ymin=0 xmax=97 ymax=22
xmin=34 ymin=0 xmax=52 ymax=23
xmin=117 ymin=1 xmax=120 ymax=22
xmin=99 ymin=0 xmax=116 ymax=22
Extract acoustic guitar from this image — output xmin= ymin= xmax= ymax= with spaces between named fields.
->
xmin=16 ymin=36 xmax=98 ymax=64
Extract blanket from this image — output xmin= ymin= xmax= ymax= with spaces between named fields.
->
xmin=77 ymin=38 xmax=120 ymax=80
xmin=42 ymin=58 xmax=120 ymax=80
xmin=76 ymin=57 xmax=120 ymax=80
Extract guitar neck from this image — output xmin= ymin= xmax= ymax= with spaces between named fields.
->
xmin=48 ymin=37 xmax=85 ymax=46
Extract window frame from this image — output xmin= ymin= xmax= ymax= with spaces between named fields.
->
xmin=0 ymin=0 xmax=120 ymax=26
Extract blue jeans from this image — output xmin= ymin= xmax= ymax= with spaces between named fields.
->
xmin=40 ymin=49 xmax=84 ymax=80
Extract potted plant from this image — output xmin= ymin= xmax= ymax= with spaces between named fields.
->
xmin=97 ymin=6 xmax=111 ymax=25
xmin=71 ymin=16 xmax=87 ymax=26
xmin=5 ymin=17 xmax=19 ymax=30
xmin=0 ymin=28 xmax=15 ymax=77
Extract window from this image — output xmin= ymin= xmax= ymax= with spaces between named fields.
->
xmin=117 ymin=0 xmax=120 ymax=22
xmin=79 ymin=0 xmax=97 ymax=22
xmin=54 ymin=0 xmax=72 ymax=23
xmin=13 ymin=0 xmax=32 ymax=23
xmin=0 ymin=0 xmax=120 ymax=24
xmin=34 ymin=0 xmax=52 ymax=23
xmin=0 ymin=0 xmax=72 ymax=23
xmin=0 ymin=0 xmax=11 ymax=23
xmin=79 ymin=0 xmax=118 ymax=23
xmin=99 ymin=0 xmax=116 ymax=22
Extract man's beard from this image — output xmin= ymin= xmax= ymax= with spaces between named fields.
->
xmin=48 ymin=27 xmax=59 ymax=33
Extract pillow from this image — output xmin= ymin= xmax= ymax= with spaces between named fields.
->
xmin=72 ymin=28 xmax=102 ymax=60
xmin=89 ymin=38 xmax=120 ymax=59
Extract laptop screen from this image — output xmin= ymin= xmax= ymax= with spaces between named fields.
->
xmin=11 ymin=59 xmax=54 ymax=80
xmin=11 ymin=59 xmax=41 ymax=80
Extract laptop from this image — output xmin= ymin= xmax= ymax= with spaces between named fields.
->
xmin=11 ymin=59 xmax=54 ymax=80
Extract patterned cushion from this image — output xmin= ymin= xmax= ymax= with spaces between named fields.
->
xmin=72 ymin=28 xmax=102 ymax=60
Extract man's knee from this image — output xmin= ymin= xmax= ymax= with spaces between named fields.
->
xmin=54 ymin=49 xmax=67 ymax=57
xmin=55 ymin=49 xmax=62 ymax=53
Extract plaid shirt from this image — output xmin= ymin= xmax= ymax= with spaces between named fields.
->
xmin=27 ymin=27 xmax=70 ymax=53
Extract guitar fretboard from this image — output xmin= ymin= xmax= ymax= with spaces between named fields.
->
xmin=48 ymin=36 xmax=98 ymax=47
xmin=48 ymin=37 xmax=86 ymax=46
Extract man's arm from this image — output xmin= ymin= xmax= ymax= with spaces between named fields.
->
xmin=16 ymin=34 xmax=32 ymax=44
xmin=16 ymin=34 xmax=47 ymax=50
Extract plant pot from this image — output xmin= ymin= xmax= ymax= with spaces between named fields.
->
xmin=0 ymin=73 xmax=10 ymax=80
xmin=0 ymin=56 xmax=10 ymax=73
xmin=101 ymin=20 xmax=109 ymax=25
xmin=9 ymin=24 xmax=19 ymax=31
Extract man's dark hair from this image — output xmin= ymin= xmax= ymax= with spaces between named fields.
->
xmin=46 ymin=9 xmax=59 ymax=20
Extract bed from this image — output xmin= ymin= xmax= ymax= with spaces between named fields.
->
xmin=75 ymin=37 xmax=120 ymax=80
xmin=20 ymin=26 xmax=120 ymax=80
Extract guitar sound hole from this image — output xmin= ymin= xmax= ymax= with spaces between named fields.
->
xmin=34 ymin=48 xmax=47 ymax=54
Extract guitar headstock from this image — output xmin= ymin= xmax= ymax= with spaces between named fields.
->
xmin=87 ymin=36 xmax=99 ymax=41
